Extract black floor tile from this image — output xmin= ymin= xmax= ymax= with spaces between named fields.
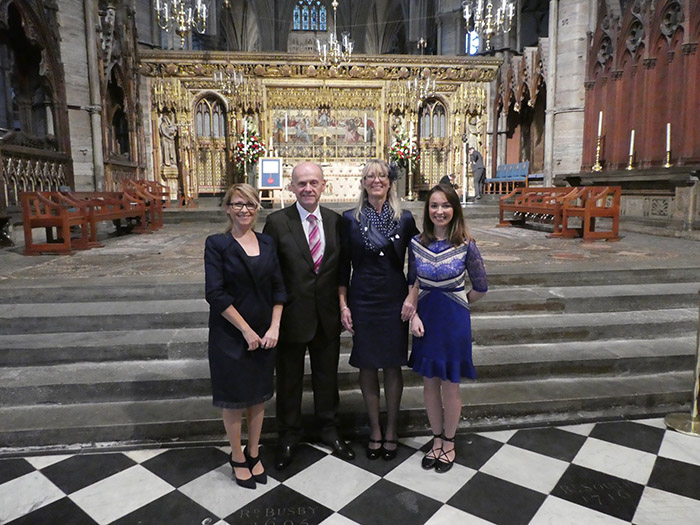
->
xmin=141 ymin=447 xmax=230 ymax=487
xmin=111 ymin=490 xmax=216 ymax=525
xmin=265 ymin=444 xmax=328 ymax=483
xmin=508 ymin=427 xmax=587 ymax=462
xmin=340 ymin=479 xmax=441 ymax=525
xmin=226 ymin=484 xmax=333 ymax=525
xmin=589 ymin=421 xmax=665 ymax=454
xmin=448 ymin=433 xmax=505 ymax=470
xmin=7 ymin=497 xmax=97 ymax=525
xmin=348 ymin=440 xmax=414 ymax=477
xmin=0 ymin=458 xmax=35 ymax=485
xmin=647 ymin=456 xmax=700 ymax=501
xmin=40 ymin=453 xmax=137 ymax=494
xmin=551 ymin=464 xmax=644 ymax=522
xmin=447 ymin=472 xmax=546 ymax=525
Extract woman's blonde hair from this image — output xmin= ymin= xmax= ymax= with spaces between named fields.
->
xmin=352 ymin=159 xmax=402 ymax=222
xmin=222 ymin=183 xmax=260 ymax=233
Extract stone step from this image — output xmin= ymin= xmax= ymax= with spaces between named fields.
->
xmin=1 ymin=306 xmax=695 ymax=357
xmin=0 ymin=336 xmax=694 ymax=407
xmin=2 ymin=266 xmax=698 ymax=305
xmin=0 ymin=370 xmax=692 ymax=448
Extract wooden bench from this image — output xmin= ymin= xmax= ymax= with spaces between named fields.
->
xmin=485 ymin=161 xmax=530 ymax=194
xmin=60 ymin=191 xmax=149 ymax=245
xmin=122 ymin=180 xmax=163 ymax=230
xmin=499 ymin=187 xmax=580 ymax=236
xmin=21 ymin=192 xmax=90 ymax=255
xmin=561 ymin=186 xmax=621 ymax=242
xmin=134 ymin=180 xmax=171 ymax=208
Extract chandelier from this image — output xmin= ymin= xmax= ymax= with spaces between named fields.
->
xmin=213 ymin=69 xmax=244 ymax=96
xmin=462 ymin=0 xmax=515 ymax=51
xmin=155 ymin=0 xmax=208 ymax=48
xmin=316 ymin=1 xmax=353 ymax=67
xmin=407 ymin=76 xmax=435 ymax=104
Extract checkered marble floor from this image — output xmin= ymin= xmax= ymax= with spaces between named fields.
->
xmin=2 ymin=418 xmax=700 ymax=525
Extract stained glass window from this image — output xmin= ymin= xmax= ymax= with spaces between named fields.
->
xmin=292 ymin=1 xmax=328 ymax=32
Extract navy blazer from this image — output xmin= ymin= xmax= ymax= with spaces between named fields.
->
xmin=339 ymin=208 xmax=418 ymax=287
xmin=204 ymin=232 xmax=286 ymax=359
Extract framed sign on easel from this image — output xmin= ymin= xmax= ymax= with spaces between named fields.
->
xmin=258 ymin=158 xmax=285 ymax=208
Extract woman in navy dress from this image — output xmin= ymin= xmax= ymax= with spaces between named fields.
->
xmin=205 ymin=183 xmax=286 ymax=489
xmin=339 ymin=159 xmax=418 ymax=460
xmin=408 ymin=183 xmax=488 ymax=473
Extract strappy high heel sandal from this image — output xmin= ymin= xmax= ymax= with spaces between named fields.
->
xmin=366 ymin=438 xmax=383 ymax=460
xmin=244 ymin=446 xmax=267 ymax=485
xmin=421 ymin=433 xmax=443 ymax=470
xmin=229 ymin=454 xmax=256 ymax=489
xmin=434 ymin=434 xmax=456 ymax=473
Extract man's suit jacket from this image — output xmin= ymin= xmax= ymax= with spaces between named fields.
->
xmin=263 ymin=204 xmax=342 ymax=344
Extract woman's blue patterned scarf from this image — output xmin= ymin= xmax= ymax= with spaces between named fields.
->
xmin=359 ymin=200 xmax=398 ymax=253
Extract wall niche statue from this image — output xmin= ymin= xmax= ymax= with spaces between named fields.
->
xmin=159 ymin=114 xmax=178 ymax=166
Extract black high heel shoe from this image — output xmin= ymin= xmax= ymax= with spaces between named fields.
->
xmin=244 ymin=446 xmax=267 ymax=485
xmin=366 ymin=438 xmax=383 ymax=460
xmin=421 ymin=433 xmax=442 ymax=470
xmin=435 ymin=434 xmax=456 ymax=473
xmin=229 ymin=454 xmax=256 ymax=489
xmin=382 ymin=439 xmax=398 ymax=461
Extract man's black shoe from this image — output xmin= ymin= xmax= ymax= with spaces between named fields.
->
xmin=325 ymin=438 xmax=355 ymax=460
xmin=275 ymin=443 xmax=294 ymax=470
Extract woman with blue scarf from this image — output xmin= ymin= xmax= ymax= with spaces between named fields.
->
xmin=339 ymin=159 xmax=418 ymax=461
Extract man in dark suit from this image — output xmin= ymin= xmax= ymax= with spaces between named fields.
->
xmin=469 ymin=146 xmax=485 ymax=199
xmin=263 ymin=161 xmax=355 ymax=470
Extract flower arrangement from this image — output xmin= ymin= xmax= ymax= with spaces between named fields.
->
xmin=388 ymin=128 xmax=419 ymax=168
xmin=234 ymin=128 xmax=266 ymax=169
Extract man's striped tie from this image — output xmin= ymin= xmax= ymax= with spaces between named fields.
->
xmin=308 ymin=214 xmax=322 ymax=273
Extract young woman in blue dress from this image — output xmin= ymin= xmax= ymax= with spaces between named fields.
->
xmin=408 ymin=183 xmax=488 ymax=473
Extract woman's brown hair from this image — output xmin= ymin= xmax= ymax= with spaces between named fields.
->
xmin=419 ymin=183 xmax=473 ymax=247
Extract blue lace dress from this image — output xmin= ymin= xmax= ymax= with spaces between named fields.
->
xmin=407 ymin=237 xmax=488 ymax=382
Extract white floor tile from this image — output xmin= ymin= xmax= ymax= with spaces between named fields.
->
xmin=24 ymin=454 xmax=72 ymax=470
xmin=573 ymin=437 xmax=657 ymax=485
xmin=480 ymin=444 xmax=569 ymax=494
xmin=179 ymin=464 xmax=279 ymax=518
xmin=400 ymin=435 xmax=432 ymax=449
xmin=69 ymin=465 xmax=174 ymax=524
xmin=424 ymin=504 xmax=494 ymax=524
xmin=636 ymin=418 xmax=667 ymax=430
xmin=319 ymin=512 xmax=361 ymax=524
xmin=284 ymin=455 xmax=380 ymax=512
xmin=559 ymin=422 xmax=596 ymax=437
xmin=530 ymin=495 xmax=629 ymax=525
xmin=123 ymin=448 xmax=168 ymax=463
xmin=658 ymin=428 xmax=700 ymax=467
xmin=633 ymin=486 xmax=700 ymax=525
xmin=385 ymin=450 xmax=476 ymax=503
xmin=0 ymin=471 xmax=65 ymax=524
xmin=476 ymin=429 xmax=517 ymax=443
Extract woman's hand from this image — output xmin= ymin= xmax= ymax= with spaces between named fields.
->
xmin=261 ymin=326 xmax=279 ymax=349
xmin=401 ymin=296 xmax=417 ymax=322
xmin=341 ymin=307 xmax=354 ymax=335
xmin=410 ymin=314 xmax=425 ymax=338
xmin=243 ymin=328 xmax=262 ymax=351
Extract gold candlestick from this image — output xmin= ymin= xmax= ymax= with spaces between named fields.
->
xmin=406 ymin=157 xmax=417 ymax=201
xmin=625 ymin=154 xmax=634 ymax=171
xmin=592 ymin=136 xmax=603 ymax=172
xmin=664 ymin=149 xmax=672 ymax=168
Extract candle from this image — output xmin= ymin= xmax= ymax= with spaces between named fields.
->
xmin=270 ymin=135 xmax=274 ymax=154
xmin=284 ymin=112 xmax=288 ymax=142
xmin=629 ymin=129 xmax=635 ymax=157
xmin=597 ymin=111 xmax=603 ymax=137
xmin=364 ymin=113 xmax=367 ymax=142
xmin=666 ymin=123 xmax=671 ymax=152
xmin=243 ymin=120 xmax=248 ymax=154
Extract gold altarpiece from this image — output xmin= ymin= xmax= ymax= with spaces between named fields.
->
xmin=140 ymin=52 xmax=500 ymax=202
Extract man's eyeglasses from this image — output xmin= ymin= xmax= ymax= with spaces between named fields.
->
xmin=228 ymin=202 xmax=258 ymax=211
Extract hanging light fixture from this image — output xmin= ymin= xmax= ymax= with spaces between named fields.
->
xmin=316 ymin=0 xmax=353 ymax=67
xmin=462 ymin=0 xmax=515 ymax=52
xmin=213 ymin=69 xmax=244 ymax=97
xmin=155 ymin=0 xmax=208 ymax=48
